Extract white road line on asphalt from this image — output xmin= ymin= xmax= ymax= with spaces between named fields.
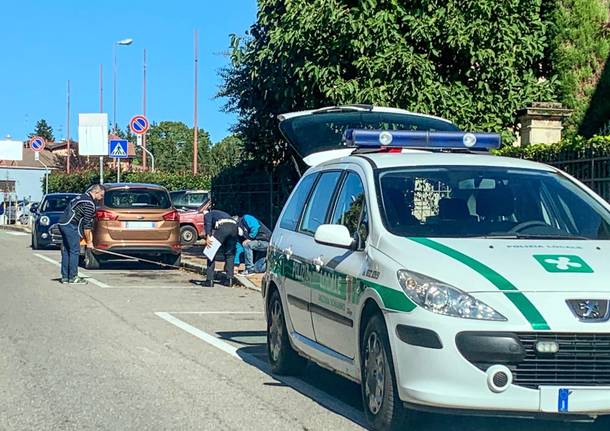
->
xmin=34 ymin=253 xmax=61 ymax=267
xmin=102 ymin=285 xmax=200 ymax=289
xmin=154 ymin=311 xmax=366 ymax=427
xmin=3 ymin=231 xmax=29 ymax=236
xmin=168 ymin=311 xmax=264 ymax=315
xmin=33 ymin=253 xmax=111 ymax=288
xmin=155 ymin=312 xmax=240 ymax=358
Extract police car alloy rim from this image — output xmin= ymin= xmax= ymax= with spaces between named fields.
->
xmin=269 ymin=300 xmax=283 ymax=363
xmin=364 ymin=331 xmax=385 ymax=415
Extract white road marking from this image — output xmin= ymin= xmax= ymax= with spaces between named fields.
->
xmin=34 ymin=253 xmax=110 ymax=288
xmin=154 ymin=311 xmax=366 ymax=427
xmin=155 ymin=312 xmax=240 ymax=358
xmin=102 ymin=285 xmax=199 ymax=289
xmin=168 ymin=311 xmax=263 ymax=315
xmin=85 ymin=277 xmax=110 ymax=288
xmin=3 ymin=231 xmax=29 ymax=236
xmin=34 ymin=253 xmax=61 ymax=267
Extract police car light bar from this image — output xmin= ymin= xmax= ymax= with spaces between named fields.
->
xmin=343 ymin=129 xmax=501 ymax=151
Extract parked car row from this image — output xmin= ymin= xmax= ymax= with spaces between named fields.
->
xmin=38 ymin=183 xmax=184 ymax=270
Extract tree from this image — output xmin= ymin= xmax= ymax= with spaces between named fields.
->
xmin=221 ymin=0 xmax=558 ymax=162
xmin=145 ymin=121 xmax=212 ymax=174
xmin=544 ymin=0 xmax=610 ymax=136
xmin=206 ymin=135 xmax=246 ymax=179
xmin=30 ymin=119 xmax=55 ymax=142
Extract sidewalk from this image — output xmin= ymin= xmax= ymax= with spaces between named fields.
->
xmin=0 ymin=223 xmax=31 ymax=233
xmin=181 ymin=244 xmax=264 ymax=292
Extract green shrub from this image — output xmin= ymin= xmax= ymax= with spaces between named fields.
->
xmin=47 ymin=170 xmax=211 ymax=194
xmin=494 ymin=135 xmax=610 ymax=161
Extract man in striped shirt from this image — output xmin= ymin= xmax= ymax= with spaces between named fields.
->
xmin=57 ymin=185 xmax=105 ymax=284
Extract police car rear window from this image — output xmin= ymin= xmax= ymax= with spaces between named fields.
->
xmin=105 ymin=189 xmax=171 ymax=209
xmin=378 ymin=166 xmax=610 ymax=240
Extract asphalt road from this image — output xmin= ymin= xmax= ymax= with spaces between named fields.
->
xmin=0 ymin=230 xmax=608 ymax=430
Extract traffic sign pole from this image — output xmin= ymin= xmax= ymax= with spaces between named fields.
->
xmin=130 ymin=115 xmax=150 ymax=170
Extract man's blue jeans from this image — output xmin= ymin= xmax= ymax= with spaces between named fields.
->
xmin=243 ymin=240 xmax=269 ymax=271
xmin=59 ymin=224 xmax=80 ymax=280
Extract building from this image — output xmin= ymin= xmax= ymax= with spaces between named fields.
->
xmin=0 ymin=145 xmax=54 ymax=203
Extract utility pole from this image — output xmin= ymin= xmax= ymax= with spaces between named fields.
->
xmin=99 ymin=64 xmax=104 ymax=184
xmin=66 ymin=79 xmax=71 ymax=174
xmin=143 ymin=48 xmax=148 ymax=170
xmin=193 ymin=29 xmax=199 ymax=175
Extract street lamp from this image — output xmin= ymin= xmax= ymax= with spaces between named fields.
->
xmin=112 ymin=38 xmax=134 ymax=132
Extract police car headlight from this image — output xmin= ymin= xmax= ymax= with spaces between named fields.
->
xmin=40 ymin=216 xmax=50 ymax=226
xmin=397 ymin=270 xmax=506 ymax=321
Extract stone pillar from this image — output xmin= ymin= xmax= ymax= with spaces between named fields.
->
xmin=517 ymin=102 xmax=572 ymax=146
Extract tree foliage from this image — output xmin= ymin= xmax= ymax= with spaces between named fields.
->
xmin=30 ymin=119 xmax=55 ymax=142
xmin=221 ymin=0 xmax=558 ymax=162
xmin=546 ymin=0 xmax=610 ymax=135
xmin=206 ymin=135 xmax=246 ymax=179
xmin=146 ymin=121 xmax=212 ymax=174
xmin=48 ymin=170 xmax=211 ymax=194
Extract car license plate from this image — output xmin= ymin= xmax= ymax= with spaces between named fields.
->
xmin=540 ymin=386 xmax=610 ymax=413
xmin=124 ymin=221 xmax=155 ymax=229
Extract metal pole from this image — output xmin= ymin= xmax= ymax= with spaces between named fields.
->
xmin=99 ymin=63 xmax=104 ymax=185
xmin=117 ymin=158 xmax=121 ymax=183
xmin=193 ymin=29 xmax=199 ymax=175
xmin=113 ymin=44 xmax=117 ymax=132
xmin=37 ymin=157 xmax=49 ymax=195
xmin=143 ymin=48 xmax=148 ymax=170
xmin=66 ymin=80 xmax=71 ymax=174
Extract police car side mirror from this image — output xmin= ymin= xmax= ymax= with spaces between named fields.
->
xmin=314 ymin=224 xmax=355 ymax=249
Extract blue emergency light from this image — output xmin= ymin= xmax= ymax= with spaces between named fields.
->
xmin=343 ymin=129 xmax=501 ymax=151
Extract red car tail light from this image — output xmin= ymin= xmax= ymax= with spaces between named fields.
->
xmin=96 ymin=209 xmax=119 ymax=221
xmin=163 ymin=210 xmax=179 ymax=221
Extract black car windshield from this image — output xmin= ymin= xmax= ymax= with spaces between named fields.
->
xmin=41 ymin=196 xmax=75 ymax=212
xmin=378 ymin=166 xmax=610 ymax=240
xmin=105 ymin=189 xmax=171 ymax=209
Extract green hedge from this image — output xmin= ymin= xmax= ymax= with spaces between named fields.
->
xmin=47 ymin=170 xmax=211 ymax=194
xmin=494 ymin=135 xmax=610 ymax=161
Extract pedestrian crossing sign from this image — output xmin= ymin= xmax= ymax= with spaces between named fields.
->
xmin=108 ymin=139 xmax=128 ymax=159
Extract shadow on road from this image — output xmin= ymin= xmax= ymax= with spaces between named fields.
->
xmin=217 ymin=330 xmax=608 ymax=431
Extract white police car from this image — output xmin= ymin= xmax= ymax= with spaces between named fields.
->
xmin=263 ymin=106 xmax=610 ymax=430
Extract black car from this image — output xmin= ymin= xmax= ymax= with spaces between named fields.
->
xmin=31 ymin=193 xmax=78 ymax=249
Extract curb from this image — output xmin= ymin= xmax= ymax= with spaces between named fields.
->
xmin=0 ymin=224 xmax=31 ymax=234
xmin=180 ymin=257 xmax=262 ymax=293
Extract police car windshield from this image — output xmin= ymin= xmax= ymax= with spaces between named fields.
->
xmin=378 ymin=166 xmax=610 ymax=240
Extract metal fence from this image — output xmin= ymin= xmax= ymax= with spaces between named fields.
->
xmin=542 ymin=150 xmax=610 ymax=202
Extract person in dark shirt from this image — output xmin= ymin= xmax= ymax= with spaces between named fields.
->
xmin=236 ymin=214 xmax=271 ymax=275
xmin=201 ymin=209 xmax=239 ymax=287
xmin=57 ymin=185 xmax=104 ymax=284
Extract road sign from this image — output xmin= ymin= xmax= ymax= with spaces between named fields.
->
xmin=129 ymin=115 xmax=150 ymax=135
xmin=35 ymin=152 xmax=40 ymax=161
xmin=108 ymin=139 xmax=129 ymax=159
xmin=29 ymin=136 xmax=46 ymax=152
xmin=78 ymin=113 xmax=109 ymax=156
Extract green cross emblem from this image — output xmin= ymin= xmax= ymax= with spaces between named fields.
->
xmin=534 ymin=255 xmax=593 ymax=273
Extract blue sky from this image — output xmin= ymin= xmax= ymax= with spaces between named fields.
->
xmin=0 ymin=0 xmax=257 ymax=144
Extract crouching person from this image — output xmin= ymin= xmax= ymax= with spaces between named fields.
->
xmin=237 ymin=214 xmax=271 ymax=276
xmin=201 ymin=209 xmax=239 ymax=287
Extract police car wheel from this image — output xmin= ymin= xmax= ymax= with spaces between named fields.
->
xmin=361 ymin=314 xmax=409 ymax=431
xmin=267 ymin=289 xmax=306 ymax=375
